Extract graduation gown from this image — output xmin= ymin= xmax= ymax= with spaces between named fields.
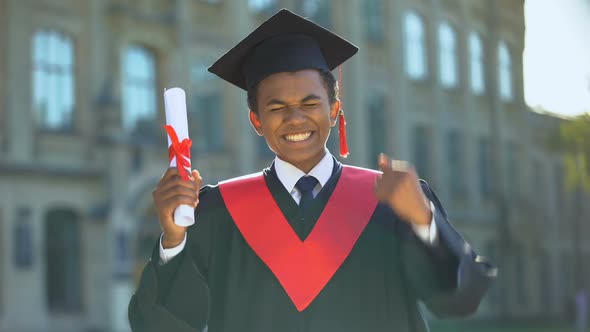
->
xmin=128 ymin=161 xmax=496 ymax=332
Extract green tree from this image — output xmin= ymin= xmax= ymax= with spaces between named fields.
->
xmin=548 ymin=112 xmax=590 ymax=291
xmin=558 ymin=113 xmax=590 ymax=191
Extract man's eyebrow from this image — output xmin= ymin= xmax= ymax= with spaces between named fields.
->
xmin=265 ymin=94 xmax=322 ymax=106
xmin=301 ymin=94 xmax=322 ymax=103
xmin=266 ymin=99 xmax=288 ymax=106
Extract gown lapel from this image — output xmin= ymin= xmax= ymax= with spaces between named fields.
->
xmin=219 ymin=163 xmax=379 ymax=311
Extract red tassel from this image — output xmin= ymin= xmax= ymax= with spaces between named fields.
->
xmin=338 ymin=110 xmax=349 ymax=158
xmin=337 ymin=66 xmax=349 ymax=158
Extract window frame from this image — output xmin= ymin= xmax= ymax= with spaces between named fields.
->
xmin=438 ymin=22 xmax=458 ymax=88
xmin=403 ymin=11 xmax=428 ymax=80
xmin=368 ymin=93 xmax=388 ymax=167
xmin=363 ymin=0 xmax=385 ymax=43
xmin=469 ymin=32 xmax=485 ymax=95
xmin=32 ymin=29 xmax=76 ymax=131
xmin=498 ymin=41 xmax=513 ymax=101
xmin=121 ymin=44 xmax=158 ymax=132
xmin=190 ymin=58 xmax=225 ymax=154
xmin=45 ymin=208 xmax=83 ymax=313
xmin=447 ymin=129 xmax=465 ymax=198
xmin=413 ymin=125 xmax=432 ymax=182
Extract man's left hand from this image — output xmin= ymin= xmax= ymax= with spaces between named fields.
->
xmin=374 ymin=153 xmax=432 ymax=226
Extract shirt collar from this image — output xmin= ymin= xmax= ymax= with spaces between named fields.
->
xmin=274 ymin=151 xmax=334 ymax=193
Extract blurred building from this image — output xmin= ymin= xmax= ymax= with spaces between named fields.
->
xmin=0 ymin=0 xmax=588 ymax=331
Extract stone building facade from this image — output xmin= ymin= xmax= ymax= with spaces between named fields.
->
xmin=0 ymin=0 xmax=588 ymax=331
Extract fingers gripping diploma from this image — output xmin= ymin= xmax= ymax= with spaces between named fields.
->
xmin=374 ymin=153 xmax=432 ymax=226
xmin=153 ymin=169 xmax=202 ymax=249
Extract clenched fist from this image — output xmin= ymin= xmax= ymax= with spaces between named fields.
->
xmin=374 ymin=153 xmax=432 ymax=226
xmin=152 ymin=168 xmax=202 ymax=248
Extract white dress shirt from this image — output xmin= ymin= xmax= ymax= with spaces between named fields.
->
xmin=160 ymin=152 xmax=438 ymax=264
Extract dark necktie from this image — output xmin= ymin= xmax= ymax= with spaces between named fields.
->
xmin=295 ymin=176 xmax=319 ymax=212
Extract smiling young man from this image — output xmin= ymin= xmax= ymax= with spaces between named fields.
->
xmin=128 ymin=9 xmax=496 ymax=332
xmin=250 ymin=69 xmax=338 ymax=174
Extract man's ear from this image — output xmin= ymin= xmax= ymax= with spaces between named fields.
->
xmin=329 ymin=100 xmax=341 ymax=127
xmin=249 ymin=111 xmax=264 ymax=136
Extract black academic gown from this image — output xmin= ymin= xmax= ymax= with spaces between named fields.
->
xmin=128 ymin=160 xmax=496 ymax=332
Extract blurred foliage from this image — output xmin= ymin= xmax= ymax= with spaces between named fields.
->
xmin=547 ymin=113 xmax=590 ymax=192
xmin=560 ymin=113 xmax=590 ymax=191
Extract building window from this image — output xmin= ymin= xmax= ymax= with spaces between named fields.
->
xmin=505 ymin=142 xmax=519 ymax=197
xmin=413 ymin=126 xmax=431 ymax=182
xmin=531 ymin=159 xmax=545 ymax=210
xmin=498 ymin=41 xmax=512 ymax=101
xmin=554 ymin=164 xmax=564 ymax=211
xmin=114 ymin=231 xmax=133 ymax=279
xmin=404 ymin=11 xmax=427 ymax=80
xmin=515 ymin=252 xmax=528 ymax=306
xmin=363 ymin=0 xmax=384 ymax=43
xmin=327 ymin=127 xmax=339 ymax=156
xmin=45 ymin=208 xmax=82 ymax=312
xmin=257 ymin=135 xmax=275 ymax=158
xmin=122 ymin=45 xmax=157 ymax=131
xmin=190 ymin=61 xmax=224 ymax=153
xmin=469 ymin=32 xmax=485 ymax=94
xmin=32 ymin=30 xmax=75 ymax=130
xmin=447 ymin=130 xmax=465 ymax=198
xmin=538 ymin=252 xmax=552 ymax=311
xmin=478 ymin=137 xmax=492 ymax=199
xmin=0 ymin=208 xmax=2 ymax=314
xmin=248 ymin=0 xmax=276 ymax=12
xmin=368 ymin=95 xmax=387 ymax=167
xmin=438 ymin=22 xmax=457 ymax=88
xmin=14 ymin=208 xmax=33 ymax=268
xmin=301 ymin=0 xmax=331 ymax=28
xmin=194 ymin=94 xmax=224 ymax=153
xmin=485 ymin=243 xmax=500 ymax=308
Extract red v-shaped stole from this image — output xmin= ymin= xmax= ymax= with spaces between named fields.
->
xmin=218 ymin=166 xmax=379 ymax=311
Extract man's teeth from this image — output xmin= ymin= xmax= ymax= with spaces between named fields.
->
xmin=285 ymin=132 xmax=312 ymax=142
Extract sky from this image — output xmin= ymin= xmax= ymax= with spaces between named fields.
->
xmin=524 ymin=0 xmax=590 ymax=116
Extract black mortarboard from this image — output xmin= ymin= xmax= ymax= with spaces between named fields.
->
xmin=208 ymin=8 xmax=357 ymax=157
xmin=207 ymin=8 xmax=358 ymax=91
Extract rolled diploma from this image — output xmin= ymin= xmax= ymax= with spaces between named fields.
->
xmin=164 ymin=87 xmax=195 ymax=227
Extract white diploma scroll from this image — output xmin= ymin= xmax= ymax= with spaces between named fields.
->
xmin=164 ymin=87 xmax=195 ymax=227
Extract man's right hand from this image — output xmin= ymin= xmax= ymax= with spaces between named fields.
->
xmin=152 ymin=168 xmax=202 ymax=248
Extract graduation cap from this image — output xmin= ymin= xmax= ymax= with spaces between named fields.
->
xmin=208 ymin=9 xmax=358 ymax=157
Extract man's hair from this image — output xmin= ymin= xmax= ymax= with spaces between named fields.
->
xmin=247 ymin=69 xmax=339 ymax=114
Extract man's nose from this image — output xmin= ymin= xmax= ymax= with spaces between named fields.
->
xmin=285 ymin=106 xmax=306 ymax=123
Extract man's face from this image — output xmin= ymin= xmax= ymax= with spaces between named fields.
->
xmin=249 ymin=69 xmax=340 ymax=173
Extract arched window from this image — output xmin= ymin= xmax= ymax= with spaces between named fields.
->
xmin=404 ymin=11 xmax=427 ymax=80
xmin=469 ymin=32 xmax=485 ymax=94
xmin=438 ymin=22 xmax=457 ymax=88
xmin=45 ymin=208 xmax=82 ymax=312
xmin=32 ymin=30 xmax=75 ymax=130
xmin=122 ymin=45 xmax=157 ymax=130
xmin=498 ymin=41 xmax=512 ymax=100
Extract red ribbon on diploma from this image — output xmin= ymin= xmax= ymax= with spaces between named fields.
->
xmin=164 ymin=125 xmax=192 ymax=181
